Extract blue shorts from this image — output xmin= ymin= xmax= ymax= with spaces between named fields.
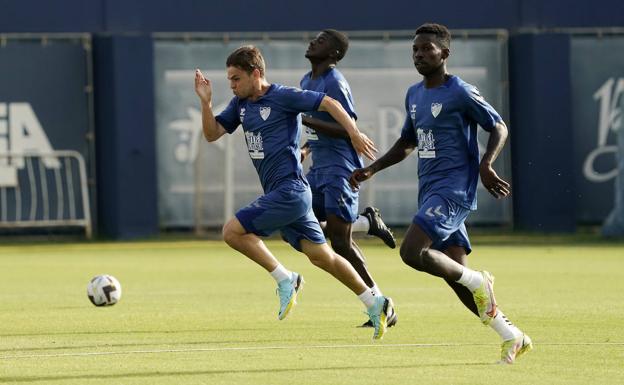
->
xmin=412 ymin=194 xmax=473 ymax=254
xmin=307 ymin=169 xmax=359 ymax=223
xmin=235 ymin=180 xmax=326 ymax=251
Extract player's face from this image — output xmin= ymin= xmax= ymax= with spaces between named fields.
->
xmin=412 ymin=34 xmax=448 ymax=76
xmin=305 ymin=32 xmax=335 ymax=60
xmin=227 ymin=66 xmax=255 ymax=98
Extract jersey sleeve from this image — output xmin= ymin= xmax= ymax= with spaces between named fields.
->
xmin=215 ymin=97 xmax=241 ymax=134
xmin=278 ymin=86 xmax=325 ymax=113
xmin=400 ymin=92 xmax=417 ymax=144
xmin=461 ymin=85 xmax=502 ymax=132
xmin=325 ymin=77 xmax=357 ymax=120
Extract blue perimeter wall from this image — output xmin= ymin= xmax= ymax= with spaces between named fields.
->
xmin=2 ymin=0 xmax=623 ymax=32
xmin=2 ymin=0 xmax=622 ymax=237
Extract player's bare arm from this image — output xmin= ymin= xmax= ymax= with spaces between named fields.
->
xmin=480 ymin=121 xmax=510 ymax=199
xmin=194 ymin=69 xmax=227 ymax=142
xmin=301 ymin=115 xmax=350 ymax=139
xmin=349 ymin=137 xmax=416 ymax=190
xmin=318 ymin=96 xmax=377 ymax=160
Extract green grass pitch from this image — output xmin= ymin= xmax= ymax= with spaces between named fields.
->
xmin=1 ymin=235 xmax=623 ymax=384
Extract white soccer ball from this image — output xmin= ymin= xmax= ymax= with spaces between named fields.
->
xmin=87 ymin=275 xmax=122 ymax=306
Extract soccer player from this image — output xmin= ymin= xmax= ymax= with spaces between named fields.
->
xmin=350 ymin=23 xmax=533 ymax=362
xmin=299 ymin=29 xmax=397 ymax=328
xmin=194 ymin=45 xmax=394 ymax=339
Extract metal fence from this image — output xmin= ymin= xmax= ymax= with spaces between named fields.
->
xmin=0 ymin=151 xmax=92 ymax=238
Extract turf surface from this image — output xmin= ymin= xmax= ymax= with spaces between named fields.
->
xmin=1 ymin=235 xmax=623 ymax=384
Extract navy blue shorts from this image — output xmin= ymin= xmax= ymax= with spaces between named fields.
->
xmin=412 ymin=194 xmax=473 ymax=254
xmin=307 ymin=169 xmax=359 ymax=223
xmin=235 ymin=181 xmax=326 ymax=251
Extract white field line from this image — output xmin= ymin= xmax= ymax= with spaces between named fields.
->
xmin=1 ymin=342 xmax=622 ymax=360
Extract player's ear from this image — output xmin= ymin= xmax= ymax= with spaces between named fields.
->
xmin=441 ymin=48 xmax=450 ymax=60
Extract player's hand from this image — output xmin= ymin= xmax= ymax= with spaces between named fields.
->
xmin=349 ymin=167 xmax=374 ymax=191
xmin=194 ymin=69 xmax=212 ymax=103
xmin=480 ymin=163 xmax=511 ymax=199
xmin=300 ymin=145 xmax=310 ymax=163
xmin=350 ymin=132 xmax=378 ymax=161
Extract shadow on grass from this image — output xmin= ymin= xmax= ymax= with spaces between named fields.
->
xmin=0 ymin=335 xmax=362 ymax=353
xmin=0 ymin=363 xmax=495 ymax=383
xmin=0 ymin=327 xmax=279 ymax=338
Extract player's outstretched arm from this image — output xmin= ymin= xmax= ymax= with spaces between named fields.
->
xmin=349 ymin=137 xmax=416 ymax=190
xmin=319 ymin=96 xmax=377 ymax=160
xmin=480 ymin=121 xmax=511 ymax=199
xmin=301 ymin=115 xmax=350 ymax=139
xmin=194 ymin=69 xmax=227 ymax=142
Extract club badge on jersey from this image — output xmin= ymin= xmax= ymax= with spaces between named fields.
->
xmin=431 ymin=102 xmax=443 ymax=118
xmin=260 ymin=106 xmax=271 ymax=121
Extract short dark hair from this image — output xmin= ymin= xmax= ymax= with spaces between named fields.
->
xmin=322 ymin=29 xmax=349 ymax=61
xmin=226 ymin=45 xmax=266 ymax=77
xmin=415 ymin=23 xmax=451 ymax=49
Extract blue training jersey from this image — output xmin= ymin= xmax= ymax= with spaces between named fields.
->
xmin=300 ymin=68 xmax=363 ymax=173
xmin=216 ymin=84 xmax=325 ymax=192
xmin=400 ymin=75 xmax=502 ymax=210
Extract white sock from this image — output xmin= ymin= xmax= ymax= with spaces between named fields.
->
xmin=357 ymin=289 xmax=376 ymax=308
xmin=489 ymin=310 xmax=523 ymax=341
xmin=351 ymin=215 xmax=370 ymax=233
xmin=371 ymin=285 xmax=383 ymax=297
xmin=456 ymin=267 xmax=483 ymax=291
xmin=269 ymin=264 xmax=291 ymax=283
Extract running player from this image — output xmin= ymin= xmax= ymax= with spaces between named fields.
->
xmin=195 ymin=45 xmax=394 ymax=339
xmin=350 ymin=24 xmax=532 ymax=361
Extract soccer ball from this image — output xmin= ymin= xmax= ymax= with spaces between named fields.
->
xmin=87 ymin=275 xmax=122 ymax=306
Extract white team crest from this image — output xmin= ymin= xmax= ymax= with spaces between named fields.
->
xmin=431 ymin=103 xmax=443 ymax=118
xmin=260 ymin=106 xmax=271 ymax=121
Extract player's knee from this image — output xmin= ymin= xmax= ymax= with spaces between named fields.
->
xmin=328 ymin=235 xmax=351 ymax=257
xmin=302 ymin=242 xmax=335 ymax=270
xmin=221 ymin=221 xmax=240 ymax=246
xmin=307 ymin=252 xmax=331 ymax=269
xmin=420 ymin=249 xmax=437 ymax=269
xmin=400 ymin=244 xmax=427 ymax=271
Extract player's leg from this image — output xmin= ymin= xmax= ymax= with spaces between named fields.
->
xmin=325 ymin=214 xmax=398 ymax=328
xmin=223 ymin=216 xmax=303 ymax=321
xmin=281 ymin=205 xmax=394 ymax=340
xmin=401 ymin=195 xmax=498 ymax=324
xmin=299 ymin=239 xmax=394 ymax=340
xmin=223 ymin=187 xmax=309 ymax=320
xmin=300 ymin=239 xmax=367 ymax=293
xmin=399 ymin=223 xmax=464 ymax=278
xmin=440 ymin=230 xmax=532 ymax=363
xmin=317 ymin=173 xmax=398 ymax=327
xmin=442 ymin=245 xmax=479 ymax=316
xmin=319 ymin=174 xmax=377 ymax=288
xmin=325 ymin=213 xmax=375 ymax=287
xmin=222 ymin=217 xmax=281 ymax=272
